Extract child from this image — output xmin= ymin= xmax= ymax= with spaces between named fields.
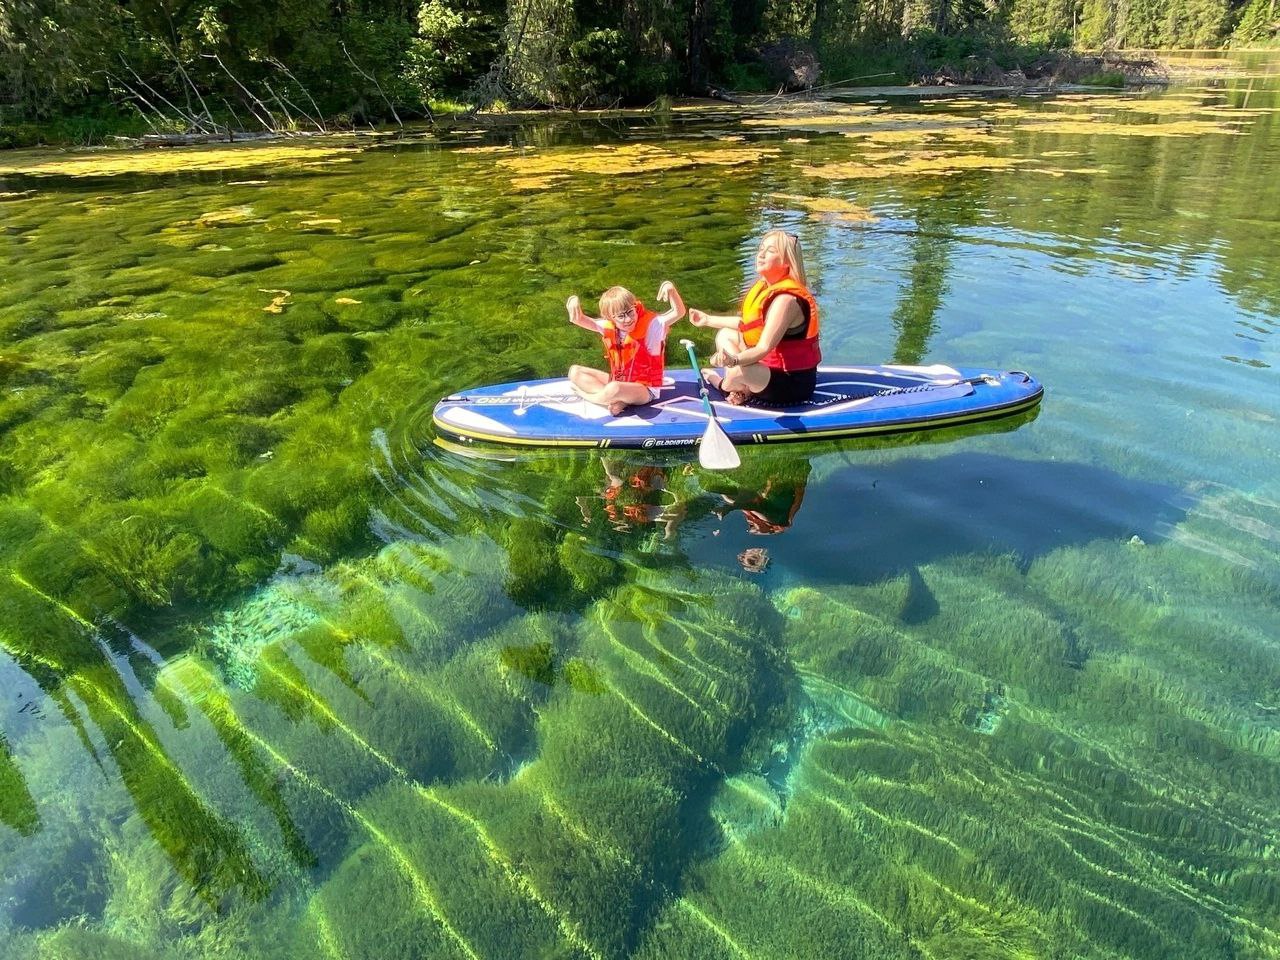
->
xmin=566 ymin=281 xmax=686 ymax=416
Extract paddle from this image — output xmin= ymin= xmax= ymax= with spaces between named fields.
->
xmin=680 ymin=339 xmax=740 ymax=470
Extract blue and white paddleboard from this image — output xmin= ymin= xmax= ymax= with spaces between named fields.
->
xmin=433 ymin=364 xmax=1043 ymax=450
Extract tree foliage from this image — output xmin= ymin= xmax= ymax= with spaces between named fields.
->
xmin=0 ymin=0 xmax=1272 ymax=127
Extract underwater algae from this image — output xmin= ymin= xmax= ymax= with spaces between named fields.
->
xmin=0 ymin=143 xmax=360 ymax=178
xmin=636 ymin=533 xmax=1279 ymax=959
xmin=1007 ymin=117 xmax=1249 ymax=138
xmin=740 ymin=104 xmax=976 ymax=134
xmin=55 ymin=539 xmax=795 ymax=960
xmin=8 ymin=458 xmax=1275 ymax=960
xmin=0 ymin=736 xmax=38 ymax=837
xmin=294 ymin=567 xmax=792 ymax=960
xmin=0 ymin=161 xmax=517 ymax=623
xmin=495 ymin=143 xmax=782 ymax=192
xmin=2 ymin=74 xmax=1279 ymax=960
xmin=770 ymin=193 xmax=878 ymax=224
xmin=0 ymin=575 xmax=270 ymax=918
xmin=800 ymin=153 xmax=1032 ymax=181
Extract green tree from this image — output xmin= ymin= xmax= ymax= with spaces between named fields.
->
xmin=0 ymin=0 xmax=125 ymax=116
xmin=1234 ymin=0 xmax=1278 ymax=40
xmin=409 ymin=0 xmax=504 ymax=96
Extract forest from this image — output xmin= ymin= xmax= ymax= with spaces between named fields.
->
xmin=0 ymin=0 xmax=1277 ymax=142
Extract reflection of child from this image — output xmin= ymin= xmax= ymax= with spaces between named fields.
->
xmin=577 ymin=460 xmax=686 ymax=539
xmin=566 ymin=281 xmax=686 ymax=416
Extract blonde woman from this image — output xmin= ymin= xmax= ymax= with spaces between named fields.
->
xmin=689 ymin=231 xmax=821 ymax=406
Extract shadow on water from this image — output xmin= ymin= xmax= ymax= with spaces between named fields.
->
xmin=689 ymin=451 xmax=1190 ymax=588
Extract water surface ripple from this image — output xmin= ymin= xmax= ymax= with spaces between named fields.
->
xmin=1 ymin=60 xmax=1278 ymax=960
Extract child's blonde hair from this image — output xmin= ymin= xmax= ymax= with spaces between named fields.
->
xmin=759 ymin=230 xmax=807 ymax=286
xmin=599 ymin=286 xmax=637 ymax=320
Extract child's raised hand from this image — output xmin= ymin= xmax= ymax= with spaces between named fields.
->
xmin=566 ymin=295 xmax=582 ymax=319
xmin=657 ymin=280 xmax=676 ymax=303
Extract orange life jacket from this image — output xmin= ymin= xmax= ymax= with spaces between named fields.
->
xmin=739 ymin=277 xmax=821 ymax=372
xmin=602 ymin=468 xmax=666 ymax=528
xmin=601 ymin=302 xmax=665 ymax=387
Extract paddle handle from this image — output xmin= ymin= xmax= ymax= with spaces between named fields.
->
xmin=679 ymin=339 xmax=717 ymax=419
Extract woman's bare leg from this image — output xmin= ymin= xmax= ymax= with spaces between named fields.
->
xmin=705 ymin=329 xmax=747 ymax=390
xmin=734 ymin=363 xmax=772 ymax=394
xmin=703 ymin=328 xmax=772 ymax=395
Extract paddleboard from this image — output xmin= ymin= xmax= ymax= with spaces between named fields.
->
xmin=433 ymin=364 xmax=1043 ymax=450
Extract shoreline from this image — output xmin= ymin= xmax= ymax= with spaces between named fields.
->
xmin=3 ymin=49 xmax=1276 ymax=155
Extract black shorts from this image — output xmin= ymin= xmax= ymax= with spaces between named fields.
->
xmin=752 ymin=366 xmax=817 ymax=407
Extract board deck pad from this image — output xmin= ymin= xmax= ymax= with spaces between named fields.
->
xmin=433 ymin=364 xmax=1043 ymax=449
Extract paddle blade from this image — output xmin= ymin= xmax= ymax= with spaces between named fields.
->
xmin=699 ymin=417 xmax=740 ymax=470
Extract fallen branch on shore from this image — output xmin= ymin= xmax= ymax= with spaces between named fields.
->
xmin=917 ymin=52 xmax=1170 ymax=88
xmin=104 ymin=47 xmax=333 ymax=147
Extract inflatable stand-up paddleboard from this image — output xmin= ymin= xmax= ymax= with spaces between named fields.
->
xmin=433 ymin=364 xmax=1043 ymax=451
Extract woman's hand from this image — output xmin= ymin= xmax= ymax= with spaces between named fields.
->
xmin=709 ymin=349 xmax=726 ymax=366
xmin=688 ymin=308 xmax=710 ymax=328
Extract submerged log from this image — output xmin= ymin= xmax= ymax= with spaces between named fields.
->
xmin=137 ymin=130 xmax=283 ymax=148
xmin=704 ymin=86 xmax=742 ymax=104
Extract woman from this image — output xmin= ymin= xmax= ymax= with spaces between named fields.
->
xmin=688 ymin=230 xmax=820 ymax=406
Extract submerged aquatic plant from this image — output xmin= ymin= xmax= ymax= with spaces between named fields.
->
xmin=298 ymin=569 xmax=793 ymax=958
xmin=2 ymin=81 xmax=1279 ymax=960
xmin=0 ymin=144 xmax=361 ymax=178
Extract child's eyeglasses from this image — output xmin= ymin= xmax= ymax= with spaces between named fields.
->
xmin=610 ymin=307 xmax=637 ymax=322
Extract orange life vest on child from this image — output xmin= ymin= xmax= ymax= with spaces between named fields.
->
xmin=739 ymin=278 xmax=821 ymax=372
xmin=601 ymin=302 xmax=665 ymax=387
xmin=602 ymin=466 xmax=666 ymax=528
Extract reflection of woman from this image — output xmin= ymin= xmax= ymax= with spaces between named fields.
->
xmin=710 ymin=459 xmax=810 ymax=572
xmin=719 ymin=475 xmax=808 ymax=535
xmin=688 ymin=230 xmax=821 ymax=406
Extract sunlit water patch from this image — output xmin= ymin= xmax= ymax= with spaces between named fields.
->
xmin=1 ymin=58 xmax=1279 ymax=960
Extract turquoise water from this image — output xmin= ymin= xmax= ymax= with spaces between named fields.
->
xmin=0 ymin=62 xmax=1278 ymax=959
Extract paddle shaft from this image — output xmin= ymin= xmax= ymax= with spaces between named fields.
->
xmin=682 ymin=342 xmax=716 ymax=418
xmin=681 ymin=339 xmax=741 ymax=469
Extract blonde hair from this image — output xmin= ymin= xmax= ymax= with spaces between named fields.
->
xmin=759 ymin=230 xmax=807 ymax=286
xmin=599 ymin=286 xmax=637 ymax=320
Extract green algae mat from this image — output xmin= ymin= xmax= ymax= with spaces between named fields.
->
xmin=1 ymin=60 xmax=1279 ymax=960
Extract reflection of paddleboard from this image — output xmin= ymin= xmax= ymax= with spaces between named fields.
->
xmin=433 ymin=365 xmax=1043 ymax=450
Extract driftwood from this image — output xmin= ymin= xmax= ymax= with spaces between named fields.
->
xmin=340 ymin=42 xmax=404 ymax=127
xmin=704 ymin=86 xmax=742 ymax=104
xmin=105 ymin=47 xmax=332 ymax=147
xmin=917 ymin=52 xmax=1170 ymax=88
xmin=137 ymin=130 xmax=282 ymax=148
